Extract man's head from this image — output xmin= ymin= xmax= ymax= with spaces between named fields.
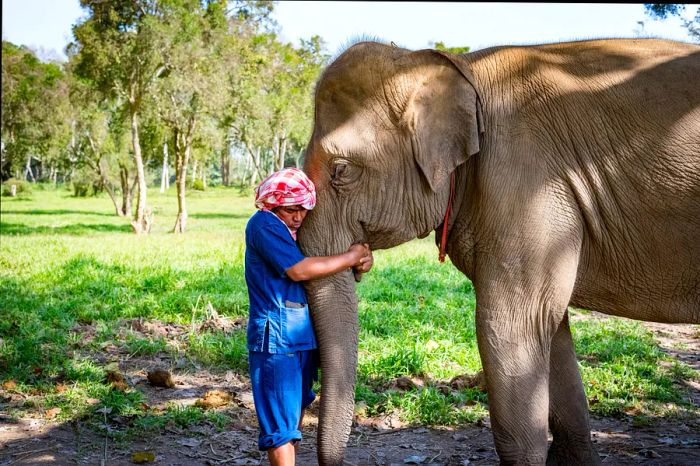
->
xmin=273 ymin=205 xmax=308 ymax=232
xmin=254 ymin=167 xmax=316 ymax=239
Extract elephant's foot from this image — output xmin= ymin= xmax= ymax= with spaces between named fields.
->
xmin=495 ymin=452 xmax=546 ymax=466
xmin=546 ymin=438 xmax=601 ymax=466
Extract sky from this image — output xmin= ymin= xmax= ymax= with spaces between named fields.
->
xmin=1 ymin=1 xmax=697 ymax=61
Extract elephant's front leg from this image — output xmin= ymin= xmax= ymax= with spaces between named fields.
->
xmin=547 ymin=313 xmax=600 ymax=465
xmin=474 ymin=245 xmax=581 ymax=464
xmin=476 ymin=301 xmax=556 ymax=465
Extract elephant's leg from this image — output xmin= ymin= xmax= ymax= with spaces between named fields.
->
xmin=546 ymin=313 xmax=601 ymax=465
xmin=474 ymin=236 xmax=581 ymax=464
xmin=476 ymin=301 xmax=556 ymax=465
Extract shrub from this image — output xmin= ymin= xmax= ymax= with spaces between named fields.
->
xmin=2 ymin=178 xmax=33 ymax=197
xmin=70 ymin=172 xmax=103 ymax=197
xmin=189 ymin=179 xmax=205 ymax=191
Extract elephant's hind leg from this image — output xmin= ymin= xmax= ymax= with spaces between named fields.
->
xmin=546 ymin=312 xmax=601 ymax=465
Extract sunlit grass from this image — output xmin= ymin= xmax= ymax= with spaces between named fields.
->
xmin=1 ymin=184 xmax=697 ymax=432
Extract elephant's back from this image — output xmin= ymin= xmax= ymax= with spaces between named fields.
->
xmin=465 ymin=39 xmax=697 ymax=96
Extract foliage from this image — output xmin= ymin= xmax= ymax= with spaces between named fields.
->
xmin=1 ymin=41 xmax=71 ymax=181
xmin=430 ymin=41 xmax=470 ymax=54
xmin=1 ymin=1 xmax=332 ymax=196
xmin=70 ymin=168 xmax=104 ymax=197
xmin=1 ymin=178 xmax=33 ymax=197
xmin=644 ymin=3 xmax=700 ymax=42
xmin=644 ymin=4 xmax=686 ymax=19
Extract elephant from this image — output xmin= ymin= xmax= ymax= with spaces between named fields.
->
xmin=297 ymin=38 xmax=700 ymax=465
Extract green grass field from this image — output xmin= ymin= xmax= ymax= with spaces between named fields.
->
xmin=1 ymin=185 xmax=697 ymax=435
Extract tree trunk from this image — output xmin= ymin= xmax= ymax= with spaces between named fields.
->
xmin=247 ymin=144 xmax=263 ymax=185
xmin=86 ymin=135 xmax=121 ymax=216
xmin=119 ymin=164 xmax=132 ymax=217
xmin=280 ymin=135 xmax=288 ymax=169
xmin=97 ymin=168 xmax=120 ymax=216
xmin=173 ymin=115 xmax=196 ymax=233
xmin=173 ymin=130 xmax=190 ymax=233
xmin=102 ymin=178 xmax=121 ymax=216
xmin=95 ymin=158 xmax=120 ymax=216
xmin=160 ymin=142 xmax=169 ymax=193
xmin=274 ymin=131 xmax=287 ymax=171
xmin=201 ymin=162 xmax=207 ymax=189
xmin=129 ymin=103 xmax=151 ymax=234
xmin=220 ymin=147 xmax=229 ymax=186
xmin=24 ymin=155 xmax=35 ymax=182
xmin=273 ymin=135 xmax=281 ymax=171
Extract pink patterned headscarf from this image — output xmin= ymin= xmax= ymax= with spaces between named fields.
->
xmin=254 ymin=167 xmax=316 ymax=211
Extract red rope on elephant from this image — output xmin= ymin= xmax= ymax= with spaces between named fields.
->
xmin=439 ymin=172 xmax=456 ymax=263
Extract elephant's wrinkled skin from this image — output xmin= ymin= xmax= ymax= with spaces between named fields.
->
xmin=297 ymin=39 xmax=700 ymax=465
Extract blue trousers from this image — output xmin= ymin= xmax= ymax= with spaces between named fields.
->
xmin=248 ymin=348 xmax=318 ymax=450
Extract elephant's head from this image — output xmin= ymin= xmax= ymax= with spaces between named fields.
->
xmin=298 ymin=41 xmax=482 ymax=464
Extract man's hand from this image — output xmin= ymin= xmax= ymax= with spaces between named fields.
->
xmin=353 ymin=244 xmax=373 ymax=274
xmin=350 ymin=243 xmax=373 ymax=283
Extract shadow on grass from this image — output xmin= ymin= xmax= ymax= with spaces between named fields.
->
xmin=1 ymin=209 xmax=115 ymax=217
xmin=0 ymin=253 xmax=252 ymax=460
xmin=0 ymin=222 xmax=132 ymax=236
xmin=0 ymin=254 xmax=249 ymax=382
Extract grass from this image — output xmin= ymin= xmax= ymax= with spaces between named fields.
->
xmin=1 ymin=184 xmax=698 ymax=436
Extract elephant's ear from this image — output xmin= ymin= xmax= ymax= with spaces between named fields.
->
xmin=400 ymin=49 xmax=484 ymax=192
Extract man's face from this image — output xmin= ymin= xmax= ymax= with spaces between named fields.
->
xmin=273 ymin=205 xmax=308 ymax=232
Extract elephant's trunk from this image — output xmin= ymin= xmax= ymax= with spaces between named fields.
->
xmin=305 ymin=271 xmax=358 ymax=465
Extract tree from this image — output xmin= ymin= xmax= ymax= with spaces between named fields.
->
xmin=264 ymin=35 xmax=328 ymax=172
xmin=429 ymin=41 xmax=470 ymax=54
xmin=1 ymin=42 xmax=71 ymax=182
xmin=222 ymin=30 xmax=328 ymax=185
xmin=67 ymin=72 xmax=131 ymax=214
xmin=70 ymin=0 xmax=170 ymax=234
xmin=644 ymin=3 xmax=700 ymax=42
xmin=150 ymin=0 xmax=230 ymax=233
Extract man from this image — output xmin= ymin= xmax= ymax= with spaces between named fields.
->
xmin=244 ymin=167 xmax=372 ymax=465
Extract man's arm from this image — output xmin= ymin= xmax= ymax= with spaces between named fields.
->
xmin=286 ymin=243 xmax=370 ymax=282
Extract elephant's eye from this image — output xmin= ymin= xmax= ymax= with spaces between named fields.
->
xmin=332 ymin=163 xmax=348 ymax=182
xmin=330 ymin=160 xmax=361 ymax=192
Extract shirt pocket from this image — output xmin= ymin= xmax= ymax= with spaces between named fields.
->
xmin=281 ymin=304 xmax=315 ymax=348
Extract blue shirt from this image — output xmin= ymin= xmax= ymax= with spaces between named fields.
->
xmin=244 ymin=210 xmax=317 ymax=354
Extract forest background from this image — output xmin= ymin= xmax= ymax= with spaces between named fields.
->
xmin=3 ymin=2 xmax=698 ymax=234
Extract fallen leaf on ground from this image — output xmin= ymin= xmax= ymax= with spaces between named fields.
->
xmin=450 ymin=371 xmax=486 ymax=391
xmin=393 ymin=376 xmax=421 ymax=391
xmin=2 ymin=380 xmax=17 ymax=390
xmin=354 ymin=400 xmax=368 ymax=416
xmin=45 ymin=407 xmax=61 ymax=418
xmin=107 ymin=370 xmax=129 ymax=391
xmin=147 ymin=369 xmax=175 ymax=388
xmin=623 ymin=406 xmax=642 ymax=416
xmin=195 ymin=389 xmax=232 ymax=409
xmin=131 ymin=450 xmax=156 ymax=463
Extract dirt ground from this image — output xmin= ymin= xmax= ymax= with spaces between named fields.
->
xmin=1 ymin=319 xmax=698 ymax=466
